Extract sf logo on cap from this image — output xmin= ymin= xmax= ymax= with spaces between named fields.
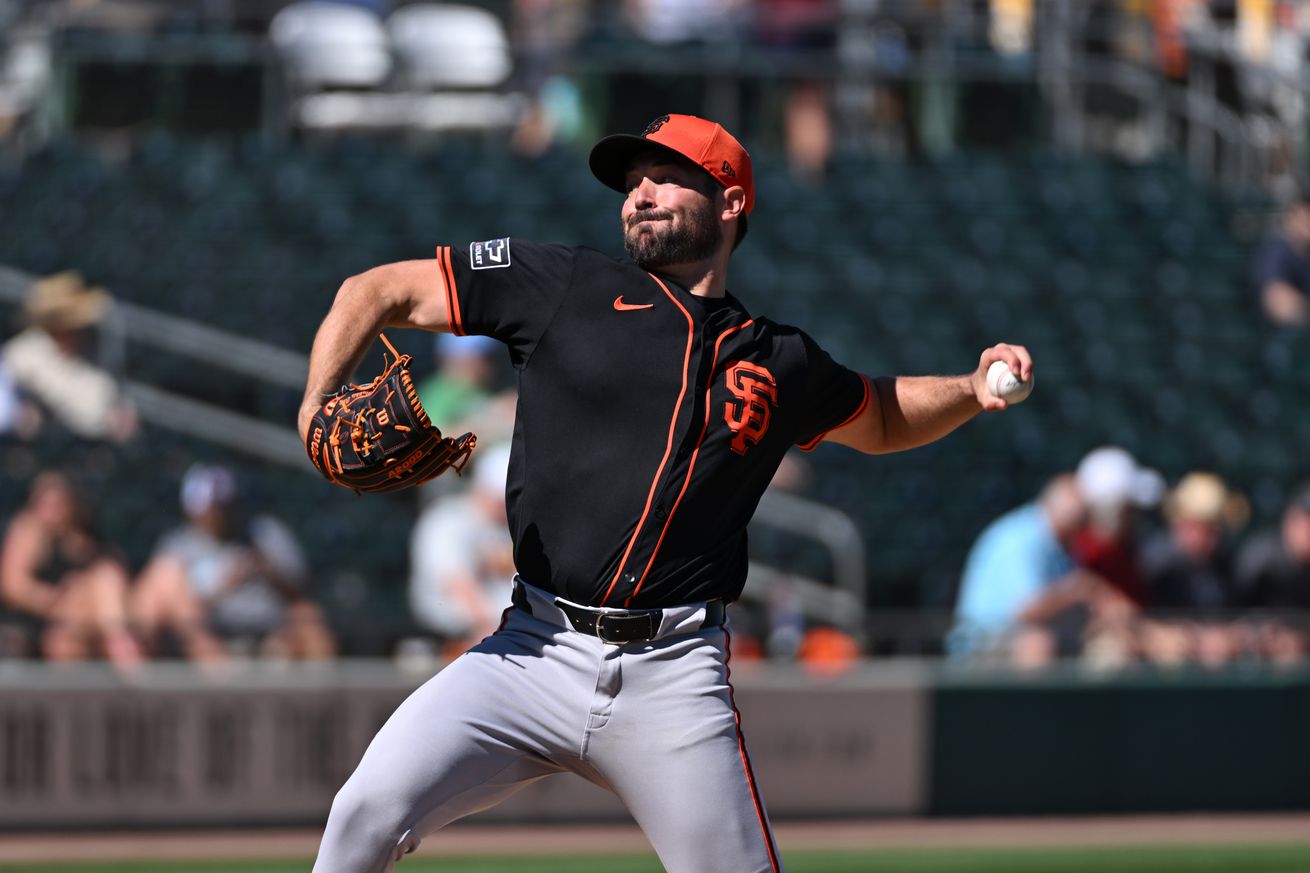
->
xmin=642 ymin=115 xmax=670 ymax=137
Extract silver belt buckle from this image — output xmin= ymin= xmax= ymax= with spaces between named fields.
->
xmin=594 ymin=613 xmax=621 ymax=642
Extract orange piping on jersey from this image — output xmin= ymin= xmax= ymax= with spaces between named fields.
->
xmin=437 ymin=245 xmax=464 ymax=336
xmin=598 ymin=273 xmax=695 ymax=607
xmin=797 ymin=372 xmax=873 ymax=452
xmin=624 ymin=318 xmax=756 ymax=607
xmin=723 ymin=627 xmax=783 ymax=873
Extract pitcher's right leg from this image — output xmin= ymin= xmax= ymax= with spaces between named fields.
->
xmin=312 ymin=610 xmax=586 ymax=873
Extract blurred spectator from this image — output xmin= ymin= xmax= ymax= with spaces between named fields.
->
xmin=0 ymin=271 xmax=137 ymax=442
xmin=417 ymin=334 xmax=497 ymax=429
xmin=1235 ymin=483 xmax=1310 ymax=664
xmin=756 ymin=0 xmax=839 ymax=182
xmin=0 ymin=471 xmax=141 ymax=669
xmin=1237 ymin=482 xmax=1310 ymax=609
xmin=1071 ymin=445 xmax=1165 ymax=606
xmin=1142 ymin=472 xmax=1248 ymax=612
xmin=604 ymin=0 xmax=747 ymax=131
xmin=0 ymin=364 xmax=35 ymax=436
xmin=510 ymin=0 xmax=589 ymax=155
xmin=949 ymin=475 xmax=1094 ymax=662
xmin=1252 ymin=190 xmax=1310 ymax=327
xmin=1138 ymin=472 xmax=1249 ymax=667
xmin=408 ymin=443 xmax=514 ymax=653
xmin=622 ymin=0 xmax=747 ymax=46
xmin=989 ymin=0 xmax=1034 ymax=57
xmin=417 ymin=334 xmax=516 ymax=451
xmin=132 ymin=464 xmax=334 ymax=661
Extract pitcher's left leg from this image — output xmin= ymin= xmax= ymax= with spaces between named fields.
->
xmin=588 ymin=628 xmax=783 ymax=873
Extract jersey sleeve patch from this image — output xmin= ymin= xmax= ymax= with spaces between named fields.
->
xmin=470 ymin=238 xmax=512 ymax=270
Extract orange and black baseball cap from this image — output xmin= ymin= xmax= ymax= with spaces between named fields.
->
xmin=589 ymin=113 xmax=755 ymax=241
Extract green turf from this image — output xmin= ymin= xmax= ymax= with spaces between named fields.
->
xmin=12 ymin=844 xmax=1310 ymax=870
xmin=7 ymin=845 xmax=1310 ymax=873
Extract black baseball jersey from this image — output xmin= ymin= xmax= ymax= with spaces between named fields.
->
xmin=435 ymin=238 xmax=870 ymax=608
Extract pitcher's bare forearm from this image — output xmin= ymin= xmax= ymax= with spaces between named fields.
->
xmin=872 ymin=374 xmax=981 ymax=453
xmin=825 ymin=342 xmax=1033 ymax=454
xmin=298 ymin=259 xmax=452 ymax=440
xmin=301 ymin=281 xmax=390 ymax=402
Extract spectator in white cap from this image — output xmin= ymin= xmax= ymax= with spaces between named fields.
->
xmin=408 ymin=442 xmax=515 ymax=655
xmin=1070 ymin=446 xmax=1165 ymax=607
xmin=132 ymin=463 xmax=335 ymax=661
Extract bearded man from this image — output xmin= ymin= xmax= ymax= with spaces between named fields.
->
xmin=299 ymin=114 xmax=1033 ymax=873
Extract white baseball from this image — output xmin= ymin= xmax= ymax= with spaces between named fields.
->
xmin=987 ymin=359 xmax=1033 ymax=404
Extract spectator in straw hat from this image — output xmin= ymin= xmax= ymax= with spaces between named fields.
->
xmin=1142 ymin=472 xmax=1249 ymax=612
xmin=0 ymin=271 xmax=137 ymax=442
xmin=1139 ymin=472 xmax=1249 ymax=667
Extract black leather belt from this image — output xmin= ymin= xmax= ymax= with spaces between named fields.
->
xmin=512 ymin=580 xmax=725 ymax=644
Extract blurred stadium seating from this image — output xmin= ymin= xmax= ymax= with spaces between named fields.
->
xmin=2 ymin=131 xmax=1306 ymax=644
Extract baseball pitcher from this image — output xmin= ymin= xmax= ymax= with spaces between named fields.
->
xmin=298 ymin=114 xmax=1033 ymax=873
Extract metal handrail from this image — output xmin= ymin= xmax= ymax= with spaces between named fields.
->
xmin=743 ymin=489 xmax=869 ymax=638
xmin=0 ymin=265 xmax=306 ymax=388
xmin=124 ymin=380 xmax=307 ymax=469
xmin=105 ymin=302 xmax=308 ymax=389
xmin=0 ymin=264 xmax=310 ymax=468
xmin=754 ymin=489 xmax=867 ymax=609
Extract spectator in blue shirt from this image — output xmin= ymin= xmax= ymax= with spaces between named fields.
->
xmin=950 ymin=474 xmax=1125 ymax=664
xmin=1253 ymin=191 xmax=1310 ymax=327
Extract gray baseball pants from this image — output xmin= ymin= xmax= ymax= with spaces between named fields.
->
xmin=311 ymin=580 xmax=783 ymax=873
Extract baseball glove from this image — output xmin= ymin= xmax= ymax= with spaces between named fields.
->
xmin=305 ymin=334 xmax=477 ymax=494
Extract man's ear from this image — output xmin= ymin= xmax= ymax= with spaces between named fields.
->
xmin=720 ymin=186 xmax=747 ymax=223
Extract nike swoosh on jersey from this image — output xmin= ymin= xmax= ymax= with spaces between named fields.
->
xmin=613 ymin=296 xmax=655 ymax=311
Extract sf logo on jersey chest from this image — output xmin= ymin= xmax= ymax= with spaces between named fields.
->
xmin=471 ymin=238 xmax=511 ymax=270
xmin=723 ymin=361 xmax=777 ymax=455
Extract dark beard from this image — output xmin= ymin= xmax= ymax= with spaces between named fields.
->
xmin=623 ymin=201 xmax=722 ymax=270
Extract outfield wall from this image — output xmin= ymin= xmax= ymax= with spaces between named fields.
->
xmin=0 ymin=661 xmax=930 ymax=828
xmin=930 ymin=667 xmax=1310 ymax=814
xmin=0 ymin=660 xmax=1306 ymax=828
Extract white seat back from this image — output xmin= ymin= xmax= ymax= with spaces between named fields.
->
xmin=270 ymin=1 xmax=392 ymax=89
xmin=388 ymin=4 xmax=512 ymax=89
